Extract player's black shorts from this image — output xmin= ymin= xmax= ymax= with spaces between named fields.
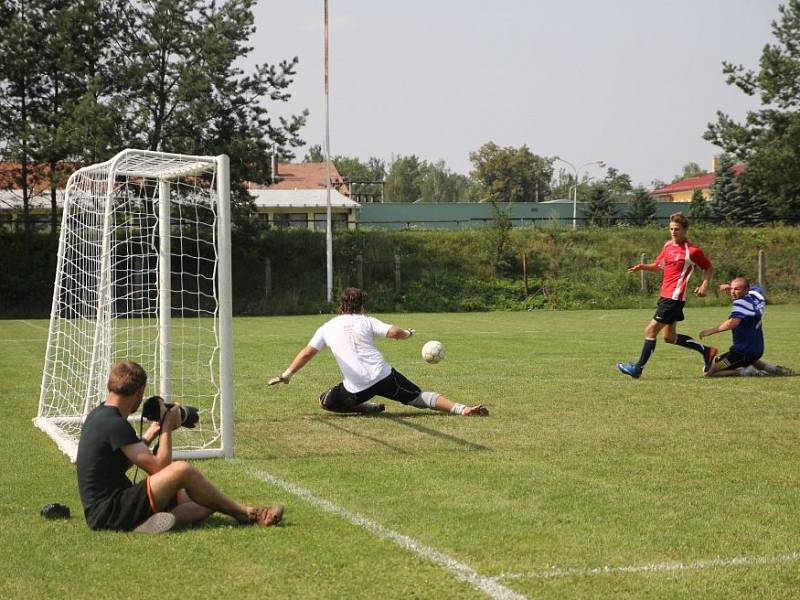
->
xmin=319 ymin=368 xmax=421 ymax=412
xmin=653 ymin=297 xmax=685 ymax=324
xmin=86 ymin=479 xmax=178 ymax=531
xmin=715 ymin=349 xmax=762 ymax=371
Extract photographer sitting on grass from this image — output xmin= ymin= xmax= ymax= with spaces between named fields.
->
xmin=76 ymin=361 xmax=283 ymax=533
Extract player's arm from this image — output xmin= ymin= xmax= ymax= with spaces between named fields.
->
xmin=699 ymin=316 xmax=741 ymax=340
xmin=387 ymin=325 xmax=414 ymax=340
xmin=268 ymin=345 xmax=318 ymax=385
xmin=694 ymin=265 xmax=713 ymax=297
xmin=627 ymin=262 xmax=659 ymax=273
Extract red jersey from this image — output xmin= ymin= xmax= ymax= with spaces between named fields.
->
xmin=655 ymin=239 xmax=711 ymax=301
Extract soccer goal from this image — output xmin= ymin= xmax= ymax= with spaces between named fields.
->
xmin=36 ymin=149 xmax=234 ymax=462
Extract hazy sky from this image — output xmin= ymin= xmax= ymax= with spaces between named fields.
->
xmin=250 ymin=0 xmax=784 ymax=188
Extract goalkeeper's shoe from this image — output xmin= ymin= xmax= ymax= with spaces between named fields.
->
xmin=252 ymin=505 xmax=284 ymax=527
xmin=134 ymin=512 xmax=176 ymax=534
xmin=617 ymin=362 xmax=642 ymax=379
xmin=355 ymin=402 xmax=385 ymax=414
xmin=773 ymin=365 xmax=794 ymax=376
xmin=463 ymin=405 xmax=489 ymax=416
xmin=703 ymin=346 xmax=718 ymax=373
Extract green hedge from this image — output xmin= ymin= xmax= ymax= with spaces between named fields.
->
xmin=233 ymin=225 xmax=800 ymax=314
xmin=3 ymin=225 xmax=798 ymax=318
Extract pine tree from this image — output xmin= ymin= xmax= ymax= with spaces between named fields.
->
xmin=688 ymin=188 xmax=711 ymax=222
xmin=582 ymin=185 xmax=616 ymax=226
xmin=705 ymin=0 xmax=800 ymax=223
xmin=626 ymin=186 xmax=656 ymax=225
xmin=710 ymin=153 xmax=737 ymax=223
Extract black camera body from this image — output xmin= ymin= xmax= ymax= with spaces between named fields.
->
xmin=141 ymin=395 xmax=199 ymax=429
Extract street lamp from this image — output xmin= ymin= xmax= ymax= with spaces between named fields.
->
xmin=554 ymin=157 xmax=605 ymax=230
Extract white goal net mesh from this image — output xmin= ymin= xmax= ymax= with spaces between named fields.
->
xmin=36 ymin=149 xmax=233 ymax=461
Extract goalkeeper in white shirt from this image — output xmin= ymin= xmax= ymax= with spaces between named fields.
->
xmin=268 ymin=288 xmax=488 ymax=416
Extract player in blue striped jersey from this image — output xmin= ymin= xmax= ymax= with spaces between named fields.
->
xmin=699 ymin=277 xmax=793 ymax=377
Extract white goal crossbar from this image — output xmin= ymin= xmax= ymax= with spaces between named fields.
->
xmin=36 ymin=149 xmax=234 ymax=461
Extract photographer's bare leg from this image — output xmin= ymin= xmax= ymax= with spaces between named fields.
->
xmin=149 ymin=461 xmax=265 ymax=525
xmin=171 ymin=490 xmax=213 ymax=527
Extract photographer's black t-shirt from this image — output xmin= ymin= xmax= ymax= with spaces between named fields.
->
xmin=76 ymin=404 xmax=140 ymax=522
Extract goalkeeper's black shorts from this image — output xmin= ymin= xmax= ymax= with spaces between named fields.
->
xmin=319 ymin=368 xmax=421 ymax=412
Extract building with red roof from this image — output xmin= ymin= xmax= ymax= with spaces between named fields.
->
xmin=652 ymin=159 xmax=746 ymax=202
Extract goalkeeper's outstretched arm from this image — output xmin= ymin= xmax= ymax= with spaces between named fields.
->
xmin=387 ymin=325 xmax=414 ymax=340
xmin=268 ymin=346 xmax=318 ymax=385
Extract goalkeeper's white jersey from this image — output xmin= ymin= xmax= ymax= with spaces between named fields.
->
xmin=308 ymin=314 xmax=393 ymax=393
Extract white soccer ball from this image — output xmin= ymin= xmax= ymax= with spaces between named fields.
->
xmin=421 ymin=340 xmax=445 ymax=364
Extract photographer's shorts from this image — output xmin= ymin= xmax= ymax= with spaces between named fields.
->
xmin=319 ymin=368 xmax=422 ymax=412
xmin=86 ymin=481 xmax=153 ymax=531
xmin=653 ymin=298 xmax=685 ymax=324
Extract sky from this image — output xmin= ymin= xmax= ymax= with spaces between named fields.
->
xmin=249 ymin=0 xmax=784 ymax=189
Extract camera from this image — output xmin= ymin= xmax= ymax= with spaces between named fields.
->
xmin=141 ymin=395 xmax=199 ymax=429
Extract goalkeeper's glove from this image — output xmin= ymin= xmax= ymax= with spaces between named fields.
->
xmin=405 ymin=328 xmax=415 ymax=338
xmin=267 ymin=369 xmax=293 ymax=386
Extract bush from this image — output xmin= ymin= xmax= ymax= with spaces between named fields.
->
xmin=3 ymin=225 xmax=799 ymax=316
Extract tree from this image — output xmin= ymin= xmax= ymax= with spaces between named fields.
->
xmin=688 ymin=188 xmax=711 ymax=222
xmin=602 ymin=166 xmax=633 ymax=201
xmin=0 ymin=0 xmax=49 ymax=234
xmin=582 ymin=185 xmax=616 ymax=226
xmin=626 ymin=187 xmax=656 ymax=225
xmin=709 ymin=153 xmax=738 ymax=222
xmin=418 ymin=160 xmax=474 ymax=202
xmin=672 ymin=162 xmax=706 ymax=182
xmin=704 ymin=0 xmax=800 ymax=222
xmin=0 ymin=0 xmax=310 ymax=233
xmin=303 ymin=144 xmax=324 ymax=162
xmin=384 ymin=154 xmax=423 ymax=202
xmin=331 ymin=154 xmax=386 ymax=202
xmin=469 ymin=142 xmax=553 ymax=202
xmin=104 ymin=0 xmax=307 ymax=192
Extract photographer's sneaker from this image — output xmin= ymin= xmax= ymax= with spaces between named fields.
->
xmin=617 ymin=362 xmax=642 ymax=379
xmin=252 ymin=504 xmax=284 ymax=527
xmin=133 ymin=512 xmax=176 ymax=534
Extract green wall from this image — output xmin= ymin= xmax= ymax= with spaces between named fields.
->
xmin=356 ymin=202 xmax=691 ymax=229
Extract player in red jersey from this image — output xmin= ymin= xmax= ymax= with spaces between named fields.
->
xmin=617 ymin=212 xmax=717 ymax=378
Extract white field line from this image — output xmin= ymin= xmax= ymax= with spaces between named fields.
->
xmin=237 ymin=462 xmax=527 ymax=600
xmin=496 ymin=551 xmax=800 ymax=580
xmin=19 ymin=320 xmax=48 ymax=332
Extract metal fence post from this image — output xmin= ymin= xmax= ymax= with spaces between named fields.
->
xmin=640 ymin=253 xmax=647 ymax=293
xmin=265 ymin=257 xmax=272 ymax=300
xmin=357 ymin=253 xmax=364 ymax=289
xmin=394 ymin=253 xmax=401 ymax=292
xmin=757 ymin=249 xmax=765 ymax=288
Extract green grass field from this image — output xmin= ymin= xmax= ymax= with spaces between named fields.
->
xmin=2 ymin=306 xmax=799 ymax=599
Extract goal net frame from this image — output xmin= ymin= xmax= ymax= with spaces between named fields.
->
xmin=35 ymin=149 xmax=235 ymax=462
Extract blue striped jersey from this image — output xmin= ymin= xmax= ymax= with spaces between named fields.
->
xmin=730 ymin=285 xmax=765 ymax=356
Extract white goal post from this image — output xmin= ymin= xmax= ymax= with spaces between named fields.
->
xmin=36 ymin=149 xmax=235 ymax=462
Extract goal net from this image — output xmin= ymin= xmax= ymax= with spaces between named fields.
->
xmin=36 ymin=149 xmax=234 ymax=462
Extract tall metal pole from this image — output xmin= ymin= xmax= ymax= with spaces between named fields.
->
xmin=324 ymin=0 xmax=333 ymax=302
xmin=555 ymin=157 xmax=604 ymax=230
